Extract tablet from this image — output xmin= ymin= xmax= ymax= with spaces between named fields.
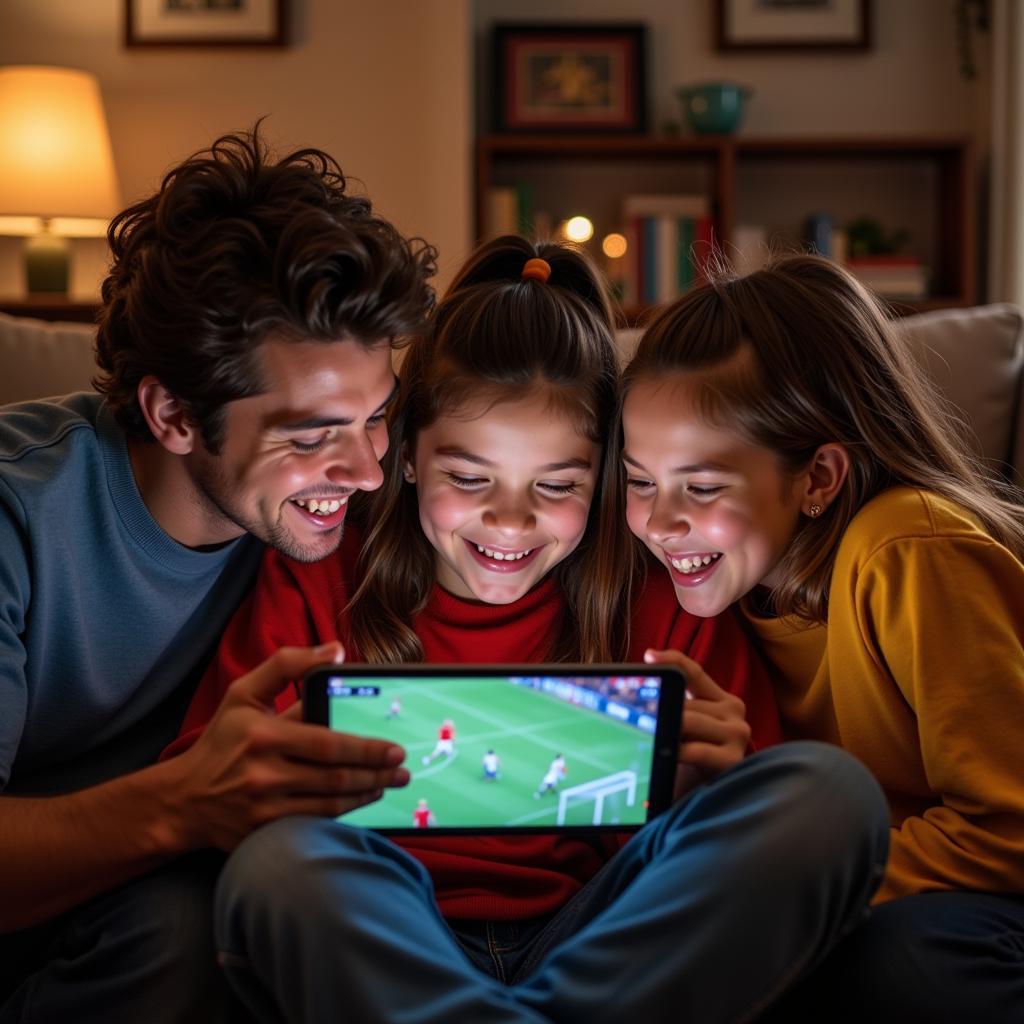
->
xmin=303 ymin=664 xmax=684 ymax=835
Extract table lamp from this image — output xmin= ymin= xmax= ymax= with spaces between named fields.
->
xmin=0 ymin=65 xmax=121 ymax=295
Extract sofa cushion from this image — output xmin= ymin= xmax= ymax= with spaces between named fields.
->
xmin=899 ymin=304 xmax=1024 ymax=481
xmin=0 ymin=312 xmax=99 ymax=406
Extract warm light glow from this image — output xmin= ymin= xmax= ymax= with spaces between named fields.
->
xmin=602 ymin=233 xmax=628 ymax=259
xmin=564 ymin=216 xmax=594 ymax=243
xmin=0 ymin=216 xmax=110 ymax=239
xmin=0 ymin=66 xmax=121 ymax=219
xmin=0 ymin=216 xmax=42 ymax=237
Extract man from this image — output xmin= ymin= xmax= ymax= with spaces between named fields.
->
xmin=481 ymin=749 xmax=500 ymax=781
xmin=534 ymin=753 xmax=567 ymax=798
xmin=0 ymin=127 xmax=434 ymax=1022
xmin=421 ymin=718 xmax=455 ymax=765
xmin=412 ymin=798 xmax=436 ymax=829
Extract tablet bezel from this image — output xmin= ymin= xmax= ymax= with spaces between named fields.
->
xmin=303 ymin=662 xmax=684 ymax=835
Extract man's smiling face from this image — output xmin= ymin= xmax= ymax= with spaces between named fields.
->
xmin=184 ymin=335 xmax=397 ymax=561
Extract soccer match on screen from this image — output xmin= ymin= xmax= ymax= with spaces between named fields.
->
xmin=327 ymin=673 xmax=662 ymax=830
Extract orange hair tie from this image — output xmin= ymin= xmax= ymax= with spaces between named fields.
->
xmin=521 ymin=257 xmax=552 ymax=283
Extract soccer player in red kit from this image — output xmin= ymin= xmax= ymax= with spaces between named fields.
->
xmin=413 ymin=799 xmax=436 ymax=828
xmin=422 ymin=719 xmax=455 ymax=766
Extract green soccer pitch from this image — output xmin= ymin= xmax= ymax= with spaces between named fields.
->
xmin=329 ymin=677 xmax=654 ymax=829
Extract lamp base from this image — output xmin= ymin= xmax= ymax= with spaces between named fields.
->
xmin=24 ymin=232 xmax=69 ymax=294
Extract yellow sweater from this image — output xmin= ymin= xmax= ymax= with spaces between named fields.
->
xmin=741 ymin=487 xmax=1024 ymax=903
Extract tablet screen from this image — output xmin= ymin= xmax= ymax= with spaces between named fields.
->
xmin=305 ymin=665 xmax=683 ymax=834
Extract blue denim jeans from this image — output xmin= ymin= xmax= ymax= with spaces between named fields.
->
xmin=759 ymin=889 xmax=1024 ymax=1023
xmin=0 ymin=850 xmax=235 ymax=1024
xmin=215 ymin=741 xmax=890 ymax=1024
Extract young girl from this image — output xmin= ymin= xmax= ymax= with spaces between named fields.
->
xmin=173 ymin=239 xmax=887 ymax=1024
xmin=611 ymin=253 xmax=1024 ymax=1023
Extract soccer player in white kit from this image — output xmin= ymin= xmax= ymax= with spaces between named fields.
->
xmin=481 ymin=749 xmax=501 ymax=781
xmin=534 ymin=754 xmax=567 ymax=797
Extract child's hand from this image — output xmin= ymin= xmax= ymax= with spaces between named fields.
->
xmin=644 ymin=648 xmax=752 ymax=799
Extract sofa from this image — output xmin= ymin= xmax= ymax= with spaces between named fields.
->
xmin=0 ymin=311 xmax=103 ymax=406
xmin=900 ymin=304 xmax=1024 ymax=488
xmin=2 ymin=304 xmax=1023 ymax=487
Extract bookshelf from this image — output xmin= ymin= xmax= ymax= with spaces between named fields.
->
xmin=476 ymin=134 xmax=974 ymax=321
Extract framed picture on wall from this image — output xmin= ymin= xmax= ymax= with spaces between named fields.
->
xmin=125 ymin=0 xmax=288 ymax=48
xmin=493 ymin=24 xmax=647 ymax=133
xmin=715 ymin=0 xmax=872 ymax=52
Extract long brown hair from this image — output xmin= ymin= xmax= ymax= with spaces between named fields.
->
xmin=601 ymin=253 xmax=1024 ymax=623
xmin=348 ymin=235 xmax=627 ymax=662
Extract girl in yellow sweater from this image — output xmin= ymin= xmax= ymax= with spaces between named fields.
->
xmin=607 ymin=254 xmax=1024 ymax=1022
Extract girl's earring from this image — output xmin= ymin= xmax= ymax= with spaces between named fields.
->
xmin=402 ymin=467 xmax=416 ymax=484
xmin=808 ymin=503 xmax=823 ymax=518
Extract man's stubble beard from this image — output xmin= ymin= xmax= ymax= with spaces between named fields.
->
xmin=186 ymin=459 xmax=344 ymax=563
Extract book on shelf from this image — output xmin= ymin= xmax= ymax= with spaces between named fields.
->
xmin=487 ymin=186 xmax=516 ymax=237
xmin=621 ymin=193 xmax=712 ymax=307
xmin=486 ymin=183 xmax=538 ymax=238
xmin=831 ymin=227 xmax=848 ymax=265
xmin=800 ymin=213 xmax=848 ymax=265
xmin=804 ymin=212 xmax=832 ymax=258
xmin=845 ymin=255 xmax=929 ymax=300
xmin=692 ymin=216 xmax=716 ymax=285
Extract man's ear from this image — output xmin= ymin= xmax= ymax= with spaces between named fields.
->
xmin=136 ymin=376 xmax=199 ymax=455
xmin=801 ymin=443 xmax=850 ymax=517
xmin=400 ymin=441 xmax=416 ymax=483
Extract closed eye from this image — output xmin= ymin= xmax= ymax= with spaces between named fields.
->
xmin=538 ymin=481 xmax=580 ymax=495
xmin=291 ymin=436 xmax=329 ymax=454
xmin=688 ymin=484 xmax=726 ymax=496
xmin=445 ymin=472 xmax=488 ymax=488
xmin=625 ymin=476 xmax=655 ymax=493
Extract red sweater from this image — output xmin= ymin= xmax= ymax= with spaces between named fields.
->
xmin=170 ymin=530 xmax=780 ymax=920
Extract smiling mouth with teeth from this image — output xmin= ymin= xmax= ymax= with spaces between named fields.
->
xmin=292 ymin=496 xmax=349 ymax=515
xmin=669 ymin=552 xmax=722 ymax=574
xmin=474 ymin=543 xmax=534 ymax=562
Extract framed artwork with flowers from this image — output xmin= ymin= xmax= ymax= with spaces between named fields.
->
xmin=493 ymin=24 xmax=647 ymax=133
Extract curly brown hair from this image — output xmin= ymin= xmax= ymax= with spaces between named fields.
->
xmin=94 ymin=124 xmax=436 ymax=451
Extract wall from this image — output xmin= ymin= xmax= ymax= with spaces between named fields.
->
xmin=0 ymin=0 xmax=473 ymax=299
xmin=474 ymin=0 xmax=989 ymax=137
xmin=0 ymin=1 xmax=996 ymax=301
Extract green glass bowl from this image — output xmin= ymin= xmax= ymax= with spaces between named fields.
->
xmin=677 ymin=82 xmax=752 ymax=135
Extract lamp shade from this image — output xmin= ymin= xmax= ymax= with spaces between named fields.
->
xmin=0 ymin=66 xmax=121 ymax=220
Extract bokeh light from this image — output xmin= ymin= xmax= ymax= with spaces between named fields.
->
xmin=602 ymin=232 xmax=628 ymax=258
xmin=564 ymin=215 xmax=594 ymax=243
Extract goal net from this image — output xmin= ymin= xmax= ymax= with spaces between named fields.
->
xmin=556 ymin=770 xmax=637 ymax=826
